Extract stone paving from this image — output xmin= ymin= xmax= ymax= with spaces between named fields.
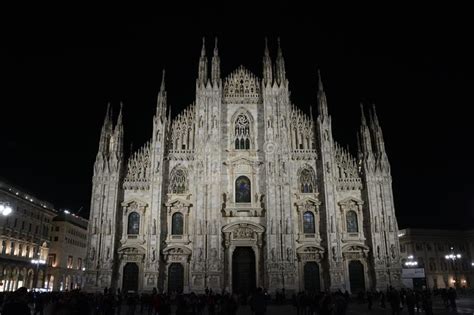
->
xmin=39 ymin=294 xmax=474 ymax=314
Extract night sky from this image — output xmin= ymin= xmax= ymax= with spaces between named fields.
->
xmin=3 ymin=10 xmax=474 ymax=229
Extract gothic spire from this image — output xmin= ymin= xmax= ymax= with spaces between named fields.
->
xmin=156 ymin=70 xmax=167 ymax=119
xmin=263 ymin=37 xmax=273 ymax=87
xmin=116 ymin=102 xmax=123 ymax=128
xmin=359 ymin=103 xmax=374 ymax=159
xmin=98 ymin=102 xmax=112 ymax=154
xmin=211 ymin=37 xmax=221 ymax=87
xmin=317 ymin=70 xmax=329 ymax=119
xmin=275 ymin=37 xmax=286 ymax=86
xmin=113 ymin=102 xmax=124 ymax=157
xmin=197 ymin=37 xmax=208 ymax=86
xmin=360 ymin=102 xmax=367 ymax=126
xmin=369 ymin=104 xmax=389 ymax=171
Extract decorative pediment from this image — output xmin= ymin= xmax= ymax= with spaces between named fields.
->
xmin=121 ymin=199 xmax=148 ymax=214
xmin=296 ymin=245 xmax=325 ymax=262
xmin=117 ymin=245 xmax=146 ymax=255
xmin=222 ymin=222 xmax=265 ymax=234
xmin=121 ymin=199 xmax=148 ymax=208
xmin=224 ymin=156 xmax=262 ymax=167
xmin=163 ymin=245 xmax=192 ymax=263
xmin=341 ymin=243 xmax=370 ymax=259
xmin=223 ymin=66 xmax=261 ymax=104
xmin=337 ymin=197 xmax=364 ymax=209
xmin=294 ymin=195 xmax=321 ymax=207
xmin=163 ymin=245 xmax=192 ymax=256
xmin=165 ymin=197 xmax=193 ymax=208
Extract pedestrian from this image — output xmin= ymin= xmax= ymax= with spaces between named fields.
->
xmin=389 ymin=287 xmax=401 ymax=315
xmin=405 ymin=289 xmax=415 ymax=315
xmin=367 ymin=291 xmax=373 ymax=310
xmin=447 ymin=287 xmax=457 ymax=311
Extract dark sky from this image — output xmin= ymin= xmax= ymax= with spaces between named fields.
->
xmin=3 ymin=10 xmax=474 ymax=229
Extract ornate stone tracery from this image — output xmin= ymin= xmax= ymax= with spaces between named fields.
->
xmin=169 ymin=166 xmax=188 ymax=194
xmin=123 ymin=142 xmax=151 ymax=190
xmin=223 ymin=66 xmax=261 ymax=104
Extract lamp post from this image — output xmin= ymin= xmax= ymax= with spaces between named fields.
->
xmin=445 ymin=247 xmax=461 ymax=288
xmin=404 ymin=255 xmax=419 ymax=267
xmin=31 ymin=254 xmax=46 ymax=290
xmin=0 ymin=202 xmax=13 ymax=290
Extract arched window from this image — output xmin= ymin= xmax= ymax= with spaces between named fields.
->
xmin=346 ymin=211 xmax=358 ymax=233
xmin=170 ymin=168 xmax=187 ymax=194
xmin=303 ymin=211 xmax=315 ymax=234
xmin=235 ymin=176 xmax=251 ymax=203
xmin=172 ymin=213 xmax=184 ymax=235
xmin=128 ymin=212 xmax=140 ymax=235
xmin=299 ymin=168 xmax=315 ymax=193
xmin=234 ymin=114 xmax=251 ymax=150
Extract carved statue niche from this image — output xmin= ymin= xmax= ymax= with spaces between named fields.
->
xmin=390 ymin=244 xmax=396 ymax=259
xmin=270 ymin=248 xmax=276 ymax=262
xmin=90 ymin=247 xmax=96 ymax=261
xmin=286 ymin=217 xmax=291 ymax=234
xmin=287 ymin=247 xmax=293 ymax=262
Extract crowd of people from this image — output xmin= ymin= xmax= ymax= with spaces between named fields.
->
xmin=0 ymin=285 xmax=465 ymax=315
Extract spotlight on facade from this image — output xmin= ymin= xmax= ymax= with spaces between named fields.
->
xmin=0 ymin=204 xmax=13 ymax=216
xmin=64 ymin=210 xmax=70 ymax=214
xmin=31 ymin=259 xmax=46 ymax=265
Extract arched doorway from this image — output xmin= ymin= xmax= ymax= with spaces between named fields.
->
xmin=168 ymin=263 xmax=184 ymax=294
xmin=304 ymin=262 xmax=320 ymax=292
xmin=232 ymin=247 xmax=256 ymax=295
xmin=122 ymin=263 xmax=139 ymax=293
xmin=348 ymin=260 xmax=365 ymax=293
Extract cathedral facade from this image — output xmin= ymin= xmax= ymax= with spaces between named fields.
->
xmin=85 ymin=38 xmax=402 ymax=294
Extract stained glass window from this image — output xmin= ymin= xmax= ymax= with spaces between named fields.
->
xmin=128 ymin=212 xmax=140 ymax=235
xmin=303 ymin=211 xmax=315 ymax=234
xmin=235 ymin=176 xmax=251 ymax=203
xmin=300 ymin=168 xmax=315 ymax=193
xmin=346 ymin=211 xmax=358 ymax=233
xmin=172 ymin=213 xmax=184 ymax=235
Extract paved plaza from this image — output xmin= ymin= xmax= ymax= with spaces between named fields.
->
xmin=33 ymin=293 xmax=474 ymax=314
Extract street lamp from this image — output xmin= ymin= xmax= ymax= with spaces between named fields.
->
xmin=445 ymin=247 xmax=462 ymax=288
xmin=405 ymin=255 xmax=418 ymax=267
xmin=0 ymin=202 xmax=13 ymax=216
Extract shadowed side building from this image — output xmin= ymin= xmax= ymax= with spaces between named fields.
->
xmin=0 ymin=179 xmax=56 ymax=291
xmin=47 ymin=211 xmax=88 ymax=291
xmin=399 ymin=228 xmax=474 ymax=289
